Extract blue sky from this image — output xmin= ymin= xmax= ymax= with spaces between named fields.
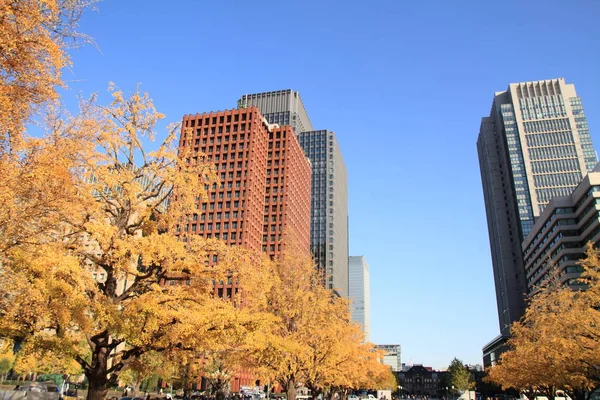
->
xmin=62 ymin=0 xmax=600 ymax=369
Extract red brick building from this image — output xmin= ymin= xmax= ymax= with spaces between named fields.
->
xmin=178 ymin=106 xmax=310 ymax=258
xmin=178 ymin=107 xmax=311 ymax=392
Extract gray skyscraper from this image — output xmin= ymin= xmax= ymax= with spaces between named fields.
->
xmin=298 ymin=130 xmax=349 ymax=296
xmin=477 ymin=78 xmax=597 ymax=340
xmin=238 ymin=89 xmax=313 ymax=133
xmin=238 ymin=90 xmax=350 ymax=297
xmin=349 ymin=256 xmax=370 ymax=340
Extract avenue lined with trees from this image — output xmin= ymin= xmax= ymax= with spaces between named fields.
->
xmin=0 ymin=2 xmax=395 ymax=400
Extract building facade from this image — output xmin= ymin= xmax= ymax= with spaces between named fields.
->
xmin=348 ymin=255 xmax=370 ymax=339
xmin=477 ymin=78 xmax=596 ymax=337
xmin=238 ymin=90 xmax=350 ymax=297
xmin=238 ymin=89 xmax=313 ymax=134
xmin=178 ymin=106 xmax=311 ymax=392
xmin=397 ymin=365 xmax=445 ymax=397
xmin=298 ymin=130 xmax=349 ymax=296
xmin=522 ymin=166 xmax=600 ymax=293
xmin=482 ymin=334 xmax=509 ymax=369
xmin=375 ymin=344 xmax=401 ymax=372
xmin=178 ymin=106 xmax=311 ymax=259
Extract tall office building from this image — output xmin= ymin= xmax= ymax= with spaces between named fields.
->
xmin=178 ymin=106 xmax=311 ymax=260
xmin=238 ymin=90 xmax=350 ymax=297
xmin=477 ymin=78 xmax=597 ymax=359
xmin=349 ymin=255 xmax=370 ymax=340
xmin=238 ymin=90 xmax=313 ymax=134
xmin=177 ymin=107 xmax=311 ymax=392
xmin=298 ymin=130 xmax=349 ymax=296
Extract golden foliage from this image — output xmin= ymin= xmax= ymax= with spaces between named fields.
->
xmin=0 ymin=0 xmax=95 ymax=140
xmin=487 ymin=248 xmax=600 ymax=399
xmin=0 ymin=86 xmax=271 ymax=400
xmin=250 ymin=247 xmax=394 ymax=400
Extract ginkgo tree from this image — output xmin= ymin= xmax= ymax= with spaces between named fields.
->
xmin=251 ymin=247 xmax=396 ymax=400
xmin=487 ymin=247 xmax=600 ymax=400
xmin=0 ymin=0 xmax=95 ymax=140
xmin=0 ymin=86 xmax=272 ymax=400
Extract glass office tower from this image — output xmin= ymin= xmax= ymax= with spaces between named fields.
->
xmin=298 ymin=130 xmax=349 ymax=297
xmin=477 ymin=78 xmax=597 ymax=337
xmin=238 ymin=90 xmax=350 ymax=298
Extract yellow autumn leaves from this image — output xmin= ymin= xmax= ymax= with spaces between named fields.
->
xmin=486 ymin=245 xmax=600 ymax=400
xmin=0 ymin=85 xmax=394 ymax=400
xmin=0 ymin=2 xmax=395 ymax=400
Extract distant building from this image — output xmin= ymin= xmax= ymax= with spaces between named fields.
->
xmin=397 ymin=365 xmax=446 ymax=397
xmin=298 ymin=131 xmax=349 ymax=296
xmin=238 ymin=89 xmax=313 ymax=135
xmin=349 ymin=256 xmax=370 ymax=339
xmin=375 ymin=344 xmax=401 ymax=372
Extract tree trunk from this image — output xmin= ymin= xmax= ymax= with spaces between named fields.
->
xmin=215 ymin=380 xmax=227 ymax=400
xmin=285 ymin=379 xmax=297 ymax=400
xmin=341 ymin=388 xmax=349 ymax=400
xmin=572 ymin=389 xmax=586 ymax=400
xmin=307 ymin=384 xmax=321 ymax=400
xmin=87 ymin=376 xmax=110 ymax=400
xmin=86 ymin=333 xmax=112 ymax=400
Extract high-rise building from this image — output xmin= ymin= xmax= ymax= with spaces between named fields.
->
xmin=349 ymin=255 xmax=370 ymax=339
xmin=477 ymin=78 xmax=597 ymax=338
xmin=238 ymin=90 xmax=350 ymax=297
xmin=298 ymin=130 xmax=349 ymax=296
xmin=178 ymin=106 xmax=311 ymax=259
xmin=238 ymin=89 xmax=313 ymax=134
xmin=177 ymin=106 xmax=311 ymax=392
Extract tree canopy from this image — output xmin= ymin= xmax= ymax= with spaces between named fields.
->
xmin=447 ymin=358 xmax=475 ymax=395
xmin=486 ymin=246 xmax=600 ymax=400
xmin=0 ymin=86 xmax=272 ymax=400
xmin=0 ymin=3 xmax=398 ymax=400
xmin=251 ymin=247 xmax=396 ymax=400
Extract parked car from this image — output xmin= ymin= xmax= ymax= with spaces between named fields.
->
xmin=13 ymin=383 xmax=61 ymax=400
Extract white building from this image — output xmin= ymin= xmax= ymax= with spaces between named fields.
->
xmin=349 ymin=256 xmax=370 ymax=340
xmin=376 ymin=344 xmax=402 ymax=372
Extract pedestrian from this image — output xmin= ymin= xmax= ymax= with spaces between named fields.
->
xmin=146 ymin=394 xmax=151 ymax=400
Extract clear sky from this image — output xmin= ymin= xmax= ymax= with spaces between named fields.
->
xmin=61 ymin=0 xmax=600 ymax=370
